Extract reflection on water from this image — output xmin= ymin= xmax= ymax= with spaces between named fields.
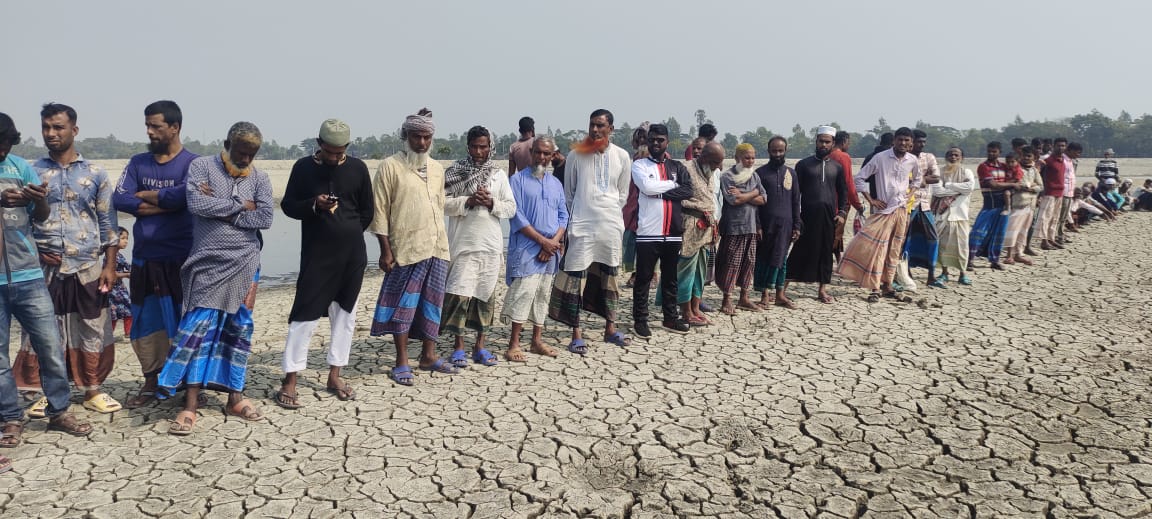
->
xmin=120 ymin=210 xmax=510 ymax=286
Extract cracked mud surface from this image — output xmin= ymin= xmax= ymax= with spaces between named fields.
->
xmin=2 ymin=212 xmax=1150 ymax=518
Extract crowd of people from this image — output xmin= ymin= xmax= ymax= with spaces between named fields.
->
xmin=0 ymin=102 xmax=1143 ymax=473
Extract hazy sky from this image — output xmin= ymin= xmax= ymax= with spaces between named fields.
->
xmin=3 ymin=0 xmax=1148 ymax=145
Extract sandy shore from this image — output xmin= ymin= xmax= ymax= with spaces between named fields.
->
xmin=2 ymin=207 xmax=1150 ymax=516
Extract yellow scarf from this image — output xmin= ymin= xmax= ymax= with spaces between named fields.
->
xmin=220 ymin=152 xmax=251 ymax=178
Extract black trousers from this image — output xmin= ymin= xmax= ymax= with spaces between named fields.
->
xmin=633 ymin=240 xmax=681 ymax=323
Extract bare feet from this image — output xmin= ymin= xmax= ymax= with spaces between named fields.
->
xmin=775 ymin=295 xmax=797 ymax=310
xmin=720 ymin=301 xmax=737 ymax=315
xmin=737 ymin=299 xmax=761 ymax=312
xmin=1013 ymin=255 xmax=1034 ymax=266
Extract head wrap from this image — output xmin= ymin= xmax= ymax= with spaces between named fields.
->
xmin=816 ymin=125 xmax=837 ymax=137
xmin=1104 ymin=178 xmax=1117 ymax=186
xmin=402 ymin=111 xmax=435 ymax=135
xmin=1104 ymin=148 xmax=1115 ymax=155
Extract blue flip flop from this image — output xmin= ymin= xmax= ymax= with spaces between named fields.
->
xmin=390 ymin=365 xmax=414 ymax=386
xmin=567 ymin=339 xmax=588 ymax=356
xmin=605 ymin=331 xmax=631 ymax=347
xmin=449 ymin=350 xmax=470 ymax=369
xmin=472 ymin=348 xmax=498 ymax=367
xmin=419 ymin=358 xmax=460 ymax=375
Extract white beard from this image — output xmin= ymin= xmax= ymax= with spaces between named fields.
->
xmin=735 ymin=164 xmax=754 ymax=174
xmin=401 ymin=146 xmax=430 ymax=171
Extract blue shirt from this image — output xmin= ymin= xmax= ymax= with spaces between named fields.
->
xmin=506 ymin=167 xmax=569 ymax=285
xmin=0 ymin=154 xmax=45 ymax=286
xmin=32 ymin=154 xmax=119 ymax=274
xmin=112 ymin=149 xmax=197 ymax=261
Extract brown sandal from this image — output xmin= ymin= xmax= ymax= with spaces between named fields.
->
xmin=504 ymin=348 xmax=528 ymax=363
xmin=0 ymin=421 xmax=25 ymax=448
xmin=0 ymin=455 xmax=11 ymax=474
xmin=168 ymin=410 xmax=197 ymax=436
xmin=325 ymin=383 xmax=356 ymax=402
xmin=529 ymin=342 xmax=559 ymax=357
xmin=124 ymin=390 xmax=157 ymax=409
xmin=224 ymin=399 xmax=264 ymax=421
xmin=47 ymin=413 xmax=93 ymax=437
xmin=272 ymin=389 xmax=303 ymax=409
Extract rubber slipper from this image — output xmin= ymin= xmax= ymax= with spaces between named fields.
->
xmin=168 ymin=410 xmax=197 ymax=436
xmin=567 ymin=339 xmax=588 ymax=356
xmin=26 ymin=396 xmax=48 ymax=419
xmin=0 ymin=455 xmax=11 ymax=474
xmin=390 ymin=365 xmax=414 ymax=386
xmin=928 ymin=279 xmax=947 ymax=289
xmin=224 ymin=399 xmax=264 ymax=421
xmin=271 ymin=389 xmax=303 ymax=409
xmin=46 ymin=413 xmax=92 ymax=437
xmin=125 ymin=390 xmax=157 ymax=409
xmin=326 ymin=383 xmax=356 ymax=401
xmin=419 ymin=358 xmax=460 ymax=375
xmin=867 ymin=293 xmax=881 ymax=303
xmin=82 ymin=393 xmax=123 ymax=414
xmin=472 ymin=348 xmax=498 ymax=367
xmin=958 ymin=275 xmax=973 ymax=286
xmin=605 ymin=331 xmax=631 ymax=347
xmin=449 ymin=349 xmax=470 ymax=369
xmin=0 ymin=421 xmax=25 ymax=448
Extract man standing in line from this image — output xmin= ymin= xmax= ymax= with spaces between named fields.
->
xmin=0 ymin=113 xmax=92 ymax=459
xmin=369 ymin=109 xmax=455 ymax=385
xmin=683 ymin=123 xmax=717 ymax=160
xmin=112 ymin=100 xmax=198 ymax=408
xmin=1060 ymin=142 xmax=1083 ymax=238
xmin=273 ymin=119 xmax=374 ymax=408
xmin=441 ymin=126 xmax=516 ymax=366
xmin=629 ymin=124 xmax=693 ymax=337
xmin=548 ymin=109 xmax=633 ymax=353
xmin=502 ymin=136 xmax=567 ymax=359
xmin=906 ymin=129 xmax=941 ymax=287
xmin=1033 ymin=141 xmax=1067 ymax=251
xmin=158 ymin=121 xmax=274 ymax=434
xmin=830 ymin=130 xmax=863 ymax=258
xmin=508 ymin=116 xmax=535 ymax=176
xmin=840 ymin=127 xmax=924 ymax=302
xmin=785 ymin=126 xmax=848 ymax=304
xmin=675 ymin=142 xmax=726 ymax=325
xmin=14 ymin=103 xmax=122 ymax=416
xmin=753 ymin=136 xmax=801 ymax=309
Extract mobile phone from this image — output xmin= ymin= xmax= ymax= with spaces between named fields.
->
xmin=327 ymin=194 xmax=340 ymax=202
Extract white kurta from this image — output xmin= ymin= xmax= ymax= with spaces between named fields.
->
xmin=562 ymin=144 xmax=631 ymax=272
xmin=929 ymin=167 xmax=976 ymax=222
xmin=444 ymin=170 xmax=516 ymax=301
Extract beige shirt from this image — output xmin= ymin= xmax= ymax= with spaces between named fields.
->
xmin=370 ymin=151 xmax=450 ymax=266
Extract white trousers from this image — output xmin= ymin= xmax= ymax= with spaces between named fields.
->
xmin=282 ymin=300 xmax=357 ymax=373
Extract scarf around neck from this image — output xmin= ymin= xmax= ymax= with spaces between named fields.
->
xmin=444 ymin=156 xmax=496 ymax=197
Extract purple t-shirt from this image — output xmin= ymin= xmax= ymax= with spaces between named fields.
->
xmin=112 ymin=149 xmax=198 ymax=261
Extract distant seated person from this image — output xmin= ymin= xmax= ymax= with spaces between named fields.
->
xmin=1090 ymin=178 xmax=1121 ymax=213
xmin=1074 ymin=187 xmax=1115 ymax=224
xmin=1117 ymin=179 xmax=1133 ymax=209
xmin=1134 ymin=179 xmax=1152 ymax=211
xmin=1094 ymin=148 xmax=1119 ymax=183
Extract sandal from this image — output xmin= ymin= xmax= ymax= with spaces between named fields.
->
xmin=27 ymin=396 xmax=48 ymax=419
xmin=326 ymin=383 xmax=356 ymax=401
xmin=418 ymin=358 xmax=460 ymax=375
xmin=958 ymin=275 xmax=973 ymax=286
xmin=883 ymin=291 xmax=912 ymax=303
xmin=271 ymin=388 xmax=303 ymax=409
xmin=867 ymin=292 xmax=881 ymax=303
xmin=449 ymin=349 xmax=470 ymax=369
xmin=928 ymin=279 xmax=947 ymax=289
xmin=472 ymin=348 xmax=498 ymax=367
xmin=505 ymin=347 xmax=528 ymax=363
xmin=390 ymin=365 xmax=414 ymax=386
xmin=817 ymin=293 xmax=835 ymax=304
xmin=529 ymin=342 xmax=558 ymax=357
xmin=46 ymin=413 xmax=92 ymax=437
xmin=82 ymin=393 xmax=123 ymax=414
xmin=0 ymin=421 xmax=25 ymax=448
xmin=168 ymin=410 xmax=197 ymax=436
xmin=687 ymin=316 xmax=709 ymax=327
xmin=774 ymin=298 xmax=797 ymax=310
xmin=0 ymin=455 xmax=11 ymax=474
xmin=604 ymin=331 xmax=631 ymax=347
xmin=125 ymin=390 xmax=157 ymax=409
xmin=567 ymin=339 xmax=588 ymax=356
xmin=224 ymin=399 xmax=264 ymax=421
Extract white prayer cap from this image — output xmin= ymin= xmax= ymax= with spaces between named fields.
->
xmin=816 ymin=125 xmax=837 ymax=137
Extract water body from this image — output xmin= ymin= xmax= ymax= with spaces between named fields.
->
xmin=119 ymin=210 xmax=510 ymax=286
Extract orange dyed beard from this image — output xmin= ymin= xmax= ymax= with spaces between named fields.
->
xmin=571 ymin=135 xmax=609 ymax=154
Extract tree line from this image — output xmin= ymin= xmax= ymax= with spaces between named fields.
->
xmin=11 ymin=108 xmax=1148 ymax=162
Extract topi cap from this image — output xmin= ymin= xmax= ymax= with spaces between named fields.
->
xmin=319 ymin=118 xmax=351 ymax=147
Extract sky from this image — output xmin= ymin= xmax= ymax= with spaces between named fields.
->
xmin=3 ymin=0 xmax=1149 ymax=145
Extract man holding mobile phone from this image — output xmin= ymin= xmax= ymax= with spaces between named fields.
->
xmin=274 ymin=119 xmax=374 ymax=407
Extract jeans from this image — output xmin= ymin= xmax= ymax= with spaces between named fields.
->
xmin=0 ymin=280 xmax=71 ymax=422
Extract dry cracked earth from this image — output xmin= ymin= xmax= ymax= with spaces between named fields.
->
xmin=2 ymin=212 xmax=1151 ymax=518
